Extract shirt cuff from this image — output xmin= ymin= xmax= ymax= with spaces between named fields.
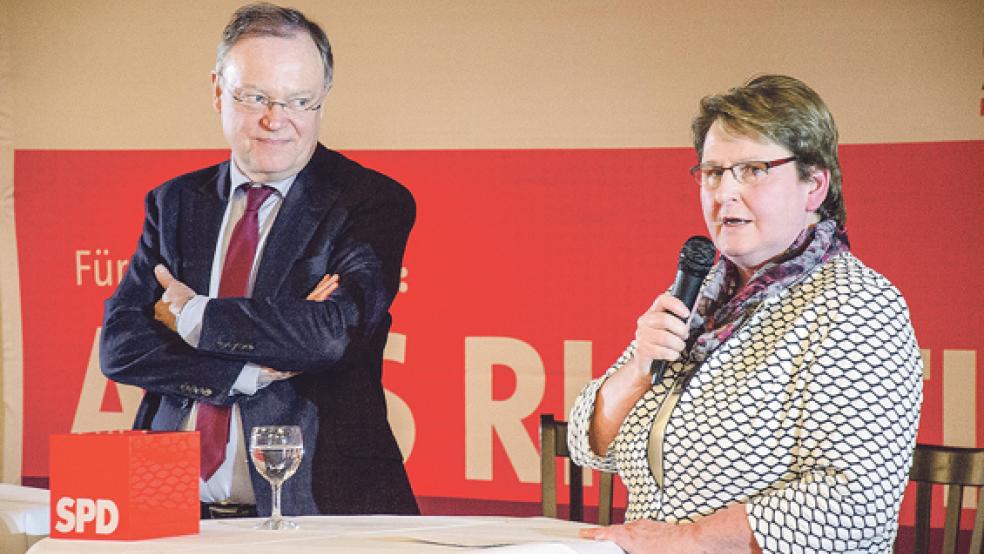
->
xmin=231 ymin=363 xmax=262 ymax=396
xmin=175 ymin=295 xmax=208 ymax=347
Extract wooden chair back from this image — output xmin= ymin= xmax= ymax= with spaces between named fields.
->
xmin=904 ymin=443 xmax=984 ymax=553
xmin=539 ymin=413 xmax=614 ymax=525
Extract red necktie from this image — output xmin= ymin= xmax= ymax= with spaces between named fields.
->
xmin=198 ymin=184 xmax=275 ymax=480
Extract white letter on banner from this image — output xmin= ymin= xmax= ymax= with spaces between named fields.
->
xmin=75 ymin=250 xmax=91 ymax=286
xmin=75 ymin=498 xmax=96 ymax=533
xmin=72 ymin=327 xmax=144 ymax=432
xmin=96 ymin=499 xmax=119 ymax=534
xmin=942 ymin=349 xmax=978 ymax=508
xmin=564 ymin=340 xmax=592 ymax=425
xmin=383 ymin=332 xmax=415 ymax=460
xmin=54 ymin=497 xmax=75 ymax=533
xmin=465 ymin=337 xmax=544 ymax=483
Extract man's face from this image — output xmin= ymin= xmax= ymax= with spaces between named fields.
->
xmin=212 ymin=33 xmax=326 ymax=183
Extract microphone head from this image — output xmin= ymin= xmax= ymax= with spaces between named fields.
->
xmin=678 ymin=236 xmax=716 ymax=276
xmin=652 ymin=236 xmax=717 ymax=383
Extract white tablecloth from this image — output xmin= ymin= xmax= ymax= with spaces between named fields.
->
xmin=0 ymin=484 xmax=50 ymax=554
xmin=29 ymin=515 xmax=620 ymax=553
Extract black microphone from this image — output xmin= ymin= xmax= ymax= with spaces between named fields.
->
xmin=649 ymin=236 xmax=716 ymax=383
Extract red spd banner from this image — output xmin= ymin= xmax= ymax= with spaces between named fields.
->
xmin=14 ymin=143 xmax=984 ymax=524
xmin=49 ymin=430 xmax=198 ymax=540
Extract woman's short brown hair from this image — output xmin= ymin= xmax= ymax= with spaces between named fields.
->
xmin=691 ymin=75 xmax=846 ymax=228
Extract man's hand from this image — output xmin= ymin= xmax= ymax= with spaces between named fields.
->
xmin=307 ymin=273 xmax=339 ymax=301
xmin=260 ymin=274 xmax=340 ymax=380
xmin=153 ymin=264 xmax=196 ymax=332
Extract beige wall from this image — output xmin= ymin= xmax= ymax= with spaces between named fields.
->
xmin=4 ymin=0 xmax=983 ymax=151
xmin=1 ymin=0 xmax=16 ymax=482
xmin=0 ymin=0 xmax=981 ymax=484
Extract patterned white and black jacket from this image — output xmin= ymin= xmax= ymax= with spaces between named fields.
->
xmin=569 ymin=252 xmax=923 ymax=554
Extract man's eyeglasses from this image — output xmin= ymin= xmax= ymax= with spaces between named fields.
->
xmin=689 ymin=156 xmax=797 ymax=189
xmin=220 ymin=75 xmax=329 ymax=115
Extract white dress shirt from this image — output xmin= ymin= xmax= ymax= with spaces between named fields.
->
xmin=174 ymin=159 xmax=296 ymax=504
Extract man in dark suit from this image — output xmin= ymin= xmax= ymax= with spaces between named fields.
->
xmin=100 ymin=3 xmax=418 ymax=517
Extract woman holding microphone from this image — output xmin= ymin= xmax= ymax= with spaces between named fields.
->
xmin=569 ymin=75 xmax=922 ymax=553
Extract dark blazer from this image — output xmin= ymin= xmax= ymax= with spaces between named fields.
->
xmin=101 ymin=144 xmax=418 ymax=516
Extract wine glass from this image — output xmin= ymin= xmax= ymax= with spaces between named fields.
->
xmin=249 ymin=425 xmax=304 ymax=530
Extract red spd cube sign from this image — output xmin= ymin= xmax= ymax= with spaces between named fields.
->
xmin=49 ymin=430 xmax=199 ymax=540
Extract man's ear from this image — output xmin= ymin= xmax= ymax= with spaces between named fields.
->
xmin=804 ymin=166 xmax=830 ymax=212
xmin=210 ymin=71 xmax=222 ymax=113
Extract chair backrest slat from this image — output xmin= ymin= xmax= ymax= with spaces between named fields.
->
xmin=598 ymin=467 xmax=614 ymax=525
xmin=913 ymin=481 xmax=933 ymax=553
xmin=540 ymin=415 xmax=558 ymax=519
xmin=942 ymin=484 xmax=964 ymax=553
xmin=970 ymin=491 xmax=984 ymax=554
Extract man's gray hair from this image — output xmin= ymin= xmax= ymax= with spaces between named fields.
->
xmin=216 ymin=2 xmax=333 ymax=88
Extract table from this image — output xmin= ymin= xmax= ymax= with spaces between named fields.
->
xmin=0 ymin=484 xmax=50 ymax=554
xmin=29 ymin=515 xmax=621 ymax=553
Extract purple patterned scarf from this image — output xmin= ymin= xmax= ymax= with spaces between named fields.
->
xmin=687 ymin=219 xmax=850 ymax=363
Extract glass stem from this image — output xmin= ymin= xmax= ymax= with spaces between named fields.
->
xmin=271 ymin=482 xmax=283 ymax=520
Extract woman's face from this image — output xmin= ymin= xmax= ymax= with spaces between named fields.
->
xmin=699 ymin=120 xmax=829 ymax=282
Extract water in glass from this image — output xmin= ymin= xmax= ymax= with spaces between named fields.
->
xmin=249 ymin=425 xmax=303 ymax=530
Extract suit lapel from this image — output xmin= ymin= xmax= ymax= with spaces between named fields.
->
xmin=178 ymin=162 xmax=230 ymax=293
xmin=253 ymin=146 xmax=344 ymax=296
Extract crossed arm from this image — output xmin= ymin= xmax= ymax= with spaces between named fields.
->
xmin=153 ymin=264 xmax=340 ymax=381
xmin=102 ymin=176 xmax=415 ymax=404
